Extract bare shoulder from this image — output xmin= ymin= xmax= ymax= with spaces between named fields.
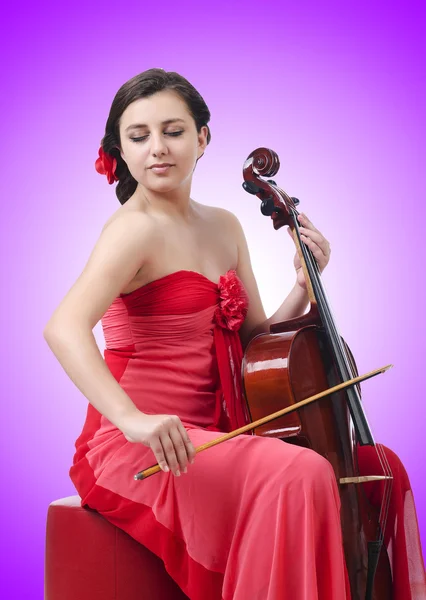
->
xmin=203 ymin=206 xmax=247 ymax=267
xmin=197 ymin=203 xmax=243 ymax=237
xmin=100 ymin=203 xmax=147 ymax=232
xmin=201 ymin=204 xmax=267 ymax=347
xmin=101 ymin=208 xmax=155 ymax=242
xmin=45 ymin=210 xmax=155 ymax=332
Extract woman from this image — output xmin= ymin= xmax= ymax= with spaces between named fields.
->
xmin=44 ymin=68 xmax=425 ymax=599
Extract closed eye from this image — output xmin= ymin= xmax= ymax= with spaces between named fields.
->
xmin=130 ymin=131 xmax=184 ymax=143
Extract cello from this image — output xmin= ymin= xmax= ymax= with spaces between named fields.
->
xmin=241 ymin=147 xmax=393 ymax=600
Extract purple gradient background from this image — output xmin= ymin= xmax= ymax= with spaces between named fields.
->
xmin=2 ymin=1 xmax=425 ymax=597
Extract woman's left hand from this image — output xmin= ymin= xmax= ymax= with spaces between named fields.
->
xmin=287 ymin=213 xmax=331 ymax=290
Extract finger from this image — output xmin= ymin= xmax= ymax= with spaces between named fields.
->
xmin=150 ymin=439 xmax=169 ymax=473
xmin=293 ymin=220 xmax=329 ymax=255
xmin=300 ymin=234 xmax=327 ymax=267
xmin=160 ymin=433 xmax=181 ymax=476
xmin=169 ymin=426 xmax=190 ymax=473
xmin=298 ymin=213 xmax=319 ymax=233
xmin=299 ymin=227 xmax=330 ymax=257
xmin=176 ymin=421 xmax=196 ymax=464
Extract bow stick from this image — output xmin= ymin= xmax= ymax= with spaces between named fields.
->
xmin=134 ymin=364 xmax=393 ymax=481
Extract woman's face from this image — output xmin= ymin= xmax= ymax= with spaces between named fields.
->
xmin=118 ymin=90 xmax=208 ymax=193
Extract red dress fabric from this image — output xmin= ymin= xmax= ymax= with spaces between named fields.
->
xmin=357 ymin=444 xmax=426 ymax=599
xmin=69 ymin=269 xmax=425 ymax=599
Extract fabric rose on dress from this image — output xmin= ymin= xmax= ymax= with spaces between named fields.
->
xmin=214 ymin=270 xmax=249 ymax=331
xmin=95 ymin=146 xmax=118 ymax=184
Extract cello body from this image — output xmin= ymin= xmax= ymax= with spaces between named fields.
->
xmin=242 ymin=325 xmax=392 ymax=599
xmin=240 ymin=147 xmax=392 ymax=599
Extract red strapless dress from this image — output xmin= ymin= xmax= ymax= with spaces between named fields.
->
xmin=69 ymin=269 xmax=425 ymax=599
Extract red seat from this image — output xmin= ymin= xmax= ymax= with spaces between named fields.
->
xmin=45 ymin=495 xmax=189 ymax=600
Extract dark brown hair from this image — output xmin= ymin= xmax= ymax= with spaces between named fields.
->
xmin=100 ymin=68 xmax=212 ymax=205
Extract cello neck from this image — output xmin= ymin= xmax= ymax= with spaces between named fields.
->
xmin=290 ymin=208 xmax=375 ymax=446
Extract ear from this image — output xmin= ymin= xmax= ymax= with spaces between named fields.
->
xmin=197 ymin=126 xmax=208 ymax=159
xmin=198 ymin=125 xmax=209 ymax=150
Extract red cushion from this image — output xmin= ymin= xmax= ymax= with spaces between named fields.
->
xmin=45 ymin=496 xmax=188 ymax=600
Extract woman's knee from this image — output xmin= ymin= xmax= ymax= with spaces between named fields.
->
xmin=273 ymin=445 xmax=338 ymax=496
xmin=297 ymin=447 xmax=336 ymax=480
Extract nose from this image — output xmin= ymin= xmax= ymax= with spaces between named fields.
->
xmin=150 ymin=133 xmax=168 ymax=158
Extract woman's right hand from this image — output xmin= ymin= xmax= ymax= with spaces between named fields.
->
xmin=119 ymin=410 xmax=196 ymax=476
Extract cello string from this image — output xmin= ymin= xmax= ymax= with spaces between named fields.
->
xmin=374 ymin=444 xmax=390 ymax=532
xmin=296 ymin=210 xmax=377 ymax=444
xmin=290 ymin=205 xmax=348 ymax=356
xmin=292 ymin=207 xmax=389 ymax=440
xmin=277 ymin=188 xmax=393 ymax=568
xmin=376 ymin=443 xmax=393 ymax=542
xmin=299 ymin=212 xmax=393 ymax=552
xmin=289 ymin=200 xmax=393 ymax=547
xmin=290 ymin=205 xmax=375 ymax=440
xmin=291 ymin=205 xmax=360 ymax=390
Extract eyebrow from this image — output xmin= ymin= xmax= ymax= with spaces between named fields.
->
xmin=125 ymin=118 xmax=186 ymax=132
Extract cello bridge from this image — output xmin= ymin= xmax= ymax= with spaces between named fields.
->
xmin=339 ymin=475 xmax=393 ymax=485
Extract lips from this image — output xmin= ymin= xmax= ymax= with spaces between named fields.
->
xmin=149 ymin=163 xmax=174 ymax=168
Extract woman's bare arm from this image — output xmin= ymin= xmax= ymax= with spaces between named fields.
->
xmin=43 ymin=213 xmax=152 ymax=429
xmin=44 ymin=326 xmax=141 ymax=429
xmin=227 ymin=211 xmax=309 ymax=348
xmin=43 ymin=213 xmax=196 ymax=475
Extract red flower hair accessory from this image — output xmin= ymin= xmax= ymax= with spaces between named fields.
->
xmin=214 ymin=270 xmax=249 ymax=331
xmin=95 ymin=146 xmax=118 ymax=184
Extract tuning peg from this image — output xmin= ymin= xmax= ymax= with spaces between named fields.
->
xmin=291 ymin=197 xmax=300 ymax=206
xmin=260 ymin=198 xmax=275 ymax=216
xmin=242 ymin=181 xmax=262 ymax=195
xmin=267 ymin=179 xmax=277 ymax=186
